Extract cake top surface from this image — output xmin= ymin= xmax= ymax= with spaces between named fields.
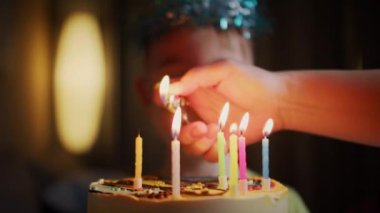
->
xmin=89 ymin=176 xmax=287 ymax=202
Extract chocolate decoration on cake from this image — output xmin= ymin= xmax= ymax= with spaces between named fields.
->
xmin=88 ymin=176 xmax=288 ymax=213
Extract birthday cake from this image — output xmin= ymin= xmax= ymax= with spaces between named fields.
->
xmin=87 ymin=176 xmax=288 ymax=213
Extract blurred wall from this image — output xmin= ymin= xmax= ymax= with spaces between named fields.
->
xmin=0 ymin=0 xmax=52 ymax=211
xmin=0 ymin=0 xmax=51 ymax=158
xmin=0 ymin=0 xmax=121 ymax=211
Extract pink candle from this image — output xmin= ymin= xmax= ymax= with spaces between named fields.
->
xmin=238 ymin=112 xmax=250 ymax=180
xmin=238 ymin=135 xmax=247 ymax=179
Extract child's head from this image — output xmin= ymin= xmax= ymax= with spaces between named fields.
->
xmin=136 ymin=0 xmax=258 ymax=142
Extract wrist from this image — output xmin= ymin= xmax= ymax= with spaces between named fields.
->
xmin=274 ymin=71 xmax=294 ymax=131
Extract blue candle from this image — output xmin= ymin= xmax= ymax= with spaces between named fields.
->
xmin=262 ymin=136 xmax=269 ymax=179
xmin=262 ymin=119 xmax=274 ymax=180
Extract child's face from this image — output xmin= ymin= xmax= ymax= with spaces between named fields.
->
xmin=139 ymin=26 xmax=252 ymax=142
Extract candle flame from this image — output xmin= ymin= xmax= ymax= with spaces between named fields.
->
xmin=159 ymin=75 xmax=170 ymax=104
xmin=218 ymin=102 xmax=230 ymax=129
xmin=238 ymin=112 xmax=249 ymax=135
xmin=171 ymin=107 xmax=182 ymax=139
xmin=263 ymin=118 xmax=274 ymax=137
xmin=229 ymin=123 xmax=238 ymax=134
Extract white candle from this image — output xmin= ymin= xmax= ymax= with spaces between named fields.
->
xmin=171 ymin=107 xmax=182 ymax=198
xmin=262 ymin=118 xmax=274 ymax=191
xmin=171 ymin=138 xmax=180 ymax=197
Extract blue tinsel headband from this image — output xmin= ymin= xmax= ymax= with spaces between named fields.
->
xmin=139 ymin=0 xmax=261 ymax=45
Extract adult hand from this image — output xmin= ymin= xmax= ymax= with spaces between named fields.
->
xmin=170 ymin=60 xmax=285 ymax=162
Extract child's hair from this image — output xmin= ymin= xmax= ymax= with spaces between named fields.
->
xmin=128 ymin=0 xmax=269 ymax=47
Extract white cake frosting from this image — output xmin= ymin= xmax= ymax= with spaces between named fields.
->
xmin=88 ymin=177 xmax=288 ymax=213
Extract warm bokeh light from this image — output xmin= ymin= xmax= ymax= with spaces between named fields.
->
xmin=218 ymin=102 xmax=230 ymax=129
xmin=159 ymin=75 xmax=170 ymax=103
xmin=239 ymin=112 xmax=250 ymax=135
xmin=54 ymin=12 xmax=106 ymax=154
xmin=171 ymin=107 xmax=182 ymax=139
xmin=263 ymin=118 xmax=274 ymax=137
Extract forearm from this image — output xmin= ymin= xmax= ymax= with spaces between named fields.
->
xmin=278 ymin=70 xmax=380 ymax=146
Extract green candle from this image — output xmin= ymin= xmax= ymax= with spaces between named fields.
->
xmin=217 ymin=131 xmax=226 ymax=177
xmin=217 ymin=102 xmax=229 ymax=190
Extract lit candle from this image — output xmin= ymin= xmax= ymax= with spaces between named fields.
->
xmin=133 ymin=133 xmax=143 ymax=189
xmin=171 ymin=107 xmax=182 ymax=198
xmin=238 ymin=112 xmax=249 ymax=194
xmin=229 ymin=123 xmax=239 ymax=195
xmin=159 ymin=75 xmax=170 ymax=104
xmin=159 ymin=75 xmax=189 ymax=123
xmin=262 ymin=118 xmax=274 ymax=191
xmin=217 ymin=102 xmax=229 ymax=190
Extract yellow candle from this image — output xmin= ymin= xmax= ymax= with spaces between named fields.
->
xmin=135 ymin=134 xmax=143 ymax=180
xmin=133 ymin=133 xmax=143 ymax=190
xmin=229 ymin=123 xmax=238 ymax=186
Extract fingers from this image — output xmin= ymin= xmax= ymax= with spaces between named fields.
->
xmin=169 ymin=60 xmax=233 ymax=96
xmin=180 ymin=122 xmax=219 ymax=162
xmin=179 ymin=121 xmax=208 ymax=145
xmin=203 ymin=143 xmax=219 ymax=162
xmin=203 ymin=123 xmax=228 ymax=162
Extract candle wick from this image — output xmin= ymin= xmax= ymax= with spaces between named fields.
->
xmin=160 ymin=95 xmax=165 ymax=105
xmin=172 ymin=132 xmax=178 ymax=141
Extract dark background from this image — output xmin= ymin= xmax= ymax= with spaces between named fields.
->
xmin=1 ymin=0 xmax=379 ymax=212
